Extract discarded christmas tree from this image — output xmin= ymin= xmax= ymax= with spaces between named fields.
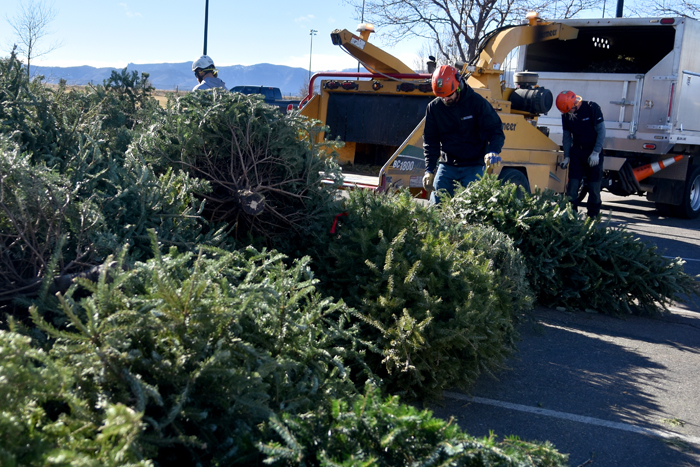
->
xmin=443 ymin=175 xmax=700 ymax=315
xmin=134 ymin=90 xmax=344 ymax=249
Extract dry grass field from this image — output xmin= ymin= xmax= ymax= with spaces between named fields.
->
xmin=153 ymin=88 xmax=190 ymax=107
xmin=45 ymin=83 xmax=188 ymax=108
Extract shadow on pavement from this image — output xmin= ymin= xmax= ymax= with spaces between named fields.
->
xmin=430 ymin=307 xmax=700 ymax=467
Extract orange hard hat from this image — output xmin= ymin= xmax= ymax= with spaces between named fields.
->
xmin=556 ymin=90 xmax=581 ymax=113
xmin=432 ymin=65 xmax=459 ymax=97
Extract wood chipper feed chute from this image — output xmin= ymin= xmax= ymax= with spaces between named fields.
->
xmin=302 ymin=15 xmax=584 ymax=199
xmin=467 ymin=20 xmax=579 ymax=96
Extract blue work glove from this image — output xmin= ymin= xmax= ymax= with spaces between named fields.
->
xmin=484 ymin=152 xmax=502 ymax=168
xmin=422 ymin=171 xmax=435 ymax=191
xmin=588 ymin=151 xmax=600 ymax=167
xmin=559 ymin=157 xmax=570 ymax=169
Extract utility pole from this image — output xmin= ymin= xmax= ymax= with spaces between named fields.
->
xmin=203 ymin=0 xmax=209 ymax=55
xmin=309 ymin=29 xmax=317 ymax=82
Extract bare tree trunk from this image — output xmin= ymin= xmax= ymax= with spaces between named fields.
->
xmin=5 ymin=0 xmax=61 ymax=78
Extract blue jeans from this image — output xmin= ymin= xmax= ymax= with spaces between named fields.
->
xmin=430 ymin=164 xmax=485 ymax=205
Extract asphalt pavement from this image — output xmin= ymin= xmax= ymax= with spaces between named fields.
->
xmin=429 ymin=192 xmax=700 ymax=467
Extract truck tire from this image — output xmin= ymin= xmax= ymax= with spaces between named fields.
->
xmin=654 ymin=202 xmax=674 ymax=217
xmin=673 ymin=164 xmax=700 ymax=219
xmin=498 ymin=168 xmax=531 ymax=198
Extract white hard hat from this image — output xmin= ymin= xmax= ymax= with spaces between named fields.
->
xmin=192 ymin=55 xmax=215 ymax=72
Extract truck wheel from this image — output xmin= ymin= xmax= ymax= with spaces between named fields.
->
xmin=498 ymin=168 xmax=531 ymax=198
xmin=654 ymin=202 xmax=674 ymax=217
xmin=672 ymin=164 xmax=700 ymax=219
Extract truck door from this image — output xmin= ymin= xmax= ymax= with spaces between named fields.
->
xmin=675 ymin=71 xmax=700 ymax=132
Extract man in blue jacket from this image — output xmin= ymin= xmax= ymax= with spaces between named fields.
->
xmin=556 ymin=90 xmax=606 ymax=218
xmin=422 ymin=65 xmax=505 ymax=205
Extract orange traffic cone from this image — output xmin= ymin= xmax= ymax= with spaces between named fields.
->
xmin=632 ymin=155 xmax=684 ymax=182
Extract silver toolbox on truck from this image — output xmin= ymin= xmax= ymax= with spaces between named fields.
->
xmin=517 ymin=16 xmax=700 ymax=218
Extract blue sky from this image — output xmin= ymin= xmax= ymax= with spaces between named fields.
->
xmin=0 ymin=0 xmax=425 ymax=71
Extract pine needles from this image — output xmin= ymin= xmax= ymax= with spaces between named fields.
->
xmin=443 ymin=175 xmax=700 ymax=316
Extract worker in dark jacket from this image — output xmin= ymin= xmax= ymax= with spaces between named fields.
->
xmin=422 ymin=65 xmax=505 ymax=205
xmin=556 ymin=90 xmax=606 ymax=218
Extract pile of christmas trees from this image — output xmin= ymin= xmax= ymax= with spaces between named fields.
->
xmin=2 ymin=51 xmax=697 ymax=465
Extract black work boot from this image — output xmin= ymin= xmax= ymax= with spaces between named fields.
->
xmin=587 ymin=202 xmax=601 ymax=218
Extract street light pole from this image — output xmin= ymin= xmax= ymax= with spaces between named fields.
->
xmin=203 ymin=0 xmax=209 ymax=55
xmin=616 ymin=0 xmax=624 ymax=17
xmin=309 ymin=29 xmax=318 ymax=82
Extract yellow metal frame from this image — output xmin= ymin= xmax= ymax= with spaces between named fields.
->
xmin=330 ymin=29 xmax=415 ymax=75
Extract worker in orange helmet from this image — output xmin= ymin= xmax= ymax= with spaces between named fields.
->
xmin=556 ymin=90 xmax=606 ymax=218
xmin=422 ymin=65 xmax=505 ymax=205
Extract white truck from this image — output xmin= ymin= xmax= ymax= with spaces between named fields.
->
xmin=519 ymin=16 xmax=700 ymax=218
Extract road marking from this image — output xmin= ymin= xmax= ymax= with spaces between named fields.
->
xmin=663 ymin=255 xmax=700 ymax=263
xmin=668 ymin=306 xmax=699 ymax=316
xmin=443 ymin=391 xmax=700 ymax=445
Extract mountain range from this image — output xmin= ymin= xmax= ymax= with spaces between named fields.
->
xmin=32 ymin=62 xmax=364 ymax=97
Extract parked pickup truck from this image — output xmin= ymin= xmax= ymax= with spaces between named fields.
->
xmin=230 ymin=86 xmax=300 ymax=113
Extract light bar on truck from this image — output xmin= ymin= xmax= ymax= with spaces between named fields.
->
xmin=322 ymin=80 xmax=359 ymax=91
xmin=418 ymin=82 xmax=433 ymax=92
xmin=650 ymin=18 xmax=675 ymax=24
